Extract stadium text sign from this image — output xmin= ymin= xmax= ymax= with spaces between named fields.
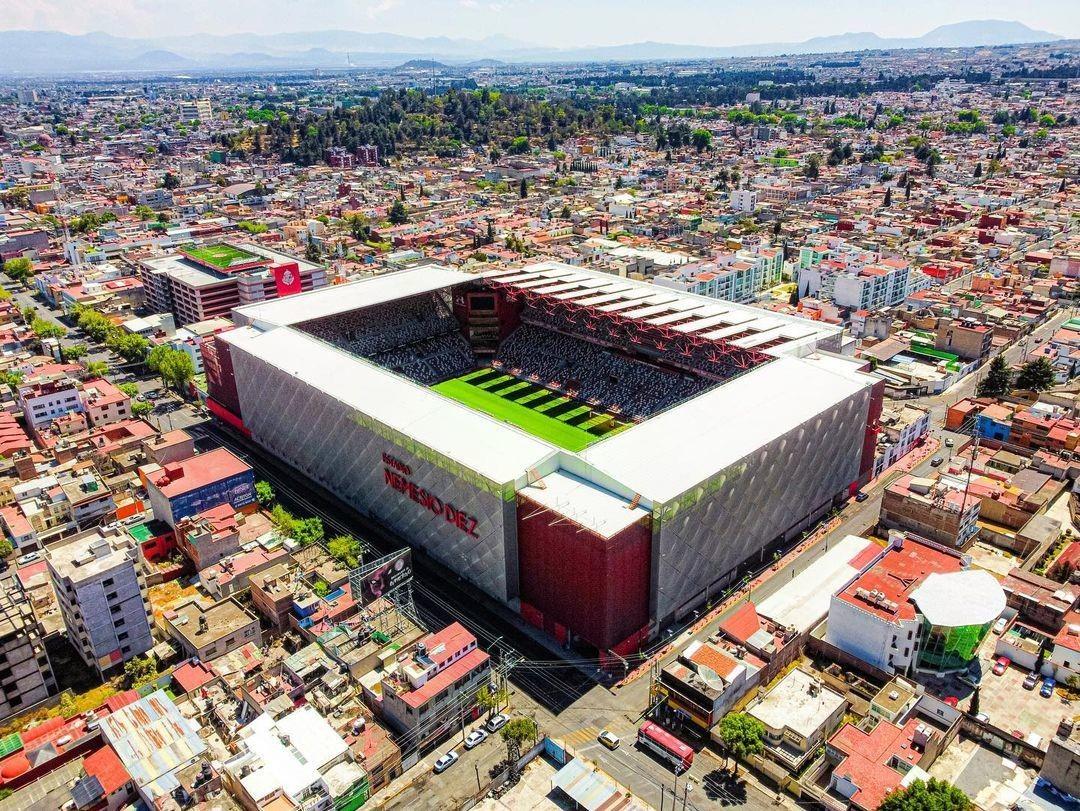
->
xmin=382 ymin=453 xmax=480 ymax=538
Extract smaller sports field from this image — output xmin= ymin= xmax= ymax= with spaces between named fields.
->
xmin=432 ymin=368 xmax=630 ymax=452
xmin=184 ymin=243 xmax=260 ymax=269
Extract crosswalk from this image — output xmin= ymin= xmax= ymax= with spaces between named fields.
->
xmin=559 ymin=725 xmax=600 ymax=751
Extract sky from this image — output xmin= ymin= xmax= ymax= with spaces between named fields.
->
xmin=2 ymin=0 xmax=1078 ymax=48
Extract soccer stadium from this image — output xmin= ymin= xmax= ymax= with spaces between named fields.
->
xmin=206 ymin=262 xmax=883 ymax=657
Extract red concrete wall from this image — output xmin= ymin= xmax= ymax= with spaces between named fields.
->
xmin=859 ymin=378 xmax=886 ymax=486
xmin=516 ymin=495 xmax=651 ymax=652
xmin=204 ymin=334 xmax=241 ymax=418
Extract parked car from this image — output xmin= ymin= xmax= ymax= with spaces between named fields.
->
xmin=993 ymin=656 xmax=1011 ymax=676
xmin=1023 ymin=672 xmax=1040 ymax=690
xmin=945 ymin=438 xmax=955 ymax=448
xmin=1041 ymin=678 xmax=1057 ymax=698
xmin=598 ymin=730 xmax=620 ymax=750
xmin=930 ymin=456 xmax=944 ymax=467
xmin=433 ymin=750 xmax=459 ymax=773
xmin=993 ymin=617 xmax=1008 ymax=635
xmin=464 ymin=729 xmax=488 ymax=750
xmin=15 ymin=551 xmax=40 ymax=566
xmin=486 ymin=713 xmax=509 ymax=733
xmin=854 ymin=491 xmax=869 ymax=503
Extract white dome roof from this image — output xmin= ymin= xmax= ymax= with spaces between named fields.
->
xmin=911 ymin=569 xmax=1005 ymax=628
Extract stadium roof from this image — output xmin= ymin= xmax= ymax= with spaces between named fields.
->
xmin=232 ymin=264 xmax=475 ymax=329
xmin=520 ymin=470 xmax=649 ymax=538
xmin=483 ymin=262 xmax=842 ymax=358
xmin=580 ymin=354 xmax=870 ymax=503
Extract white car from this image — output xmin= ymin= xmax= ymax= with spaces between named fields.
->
xmin=433 ymin=750 xmax=459 ymax=773
xmin=486 ymin=713 xmax=510 ymax=733
xmin=16 ymin=551 xmax=40 ymax=566
xmin=598 ymin=730 xmax=620 ymax=750
xmin=464 ymin=729 xmax=488 ymax=749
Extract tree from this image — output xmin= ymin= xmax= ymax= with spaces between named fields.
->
xmin=312 ymin=579 xmax=330 ymax=598
xmin=106 ymin=331 xmax=149 ymax=364
xmin=973 ymin=162 xmax=982 ymax=178
xmin=519 ymin=178 xmax=527 ymax=199
xmin=327 ymin=534 xmax=361 ymax=568
xmin=691 ymin=128 xmax=712 ymax=152
xmin=883 ymin=187 xmax=892 ymax=207
xmin=508 ymin=136 xmax=530 ymax=155
xmin=124 ymin=656 xmax=158 ymax=689
xmin=388 ymin=200 xmax=408 ymax=225
xmin=976 ymin=355 xmax=1013 ymax=398
xmin=64 ymin=343 xmax=88 ymax=361
xmin=132 ymin=401 xmax=153 ymax=417
xmin=270 ymin=504 xmax=297 ymax=537
xmin=255 ymin=480 xmax=275 ymax=507
xmin=1015 ymin=357 xmax=1055 ymax=392
xmin=343 ymin=213 xmax=370 ymax=242
xmin=117 ymin=382 xmax=140 ymax=398
xmin=293 ymin=517 xmax=325 ymax=547
xmin=560 ymin=204 xmax=571 ymax=220
xmin=161 ymin=171 xmax=180 ymax=190
xmin=803 ymin=153 xmax=821 ymax=179
xmin=718 ymin=713 xmax=765 ymax=776
xmin=85 ymin=360 xmax=109 ymax=378
xmin=968 ymin=686 xmax=980 ymax=717
xmin=476 ymin=685 xmax=498 ymax=719
xmin=304 ymin=240 xmax=322 ymax=263
xmin=879 ymin=779 xmax=970 ymax=811
xmin=3 ymin=257 xmax=33 ymax=282
xmin=134 ymin=204 xmax=155 ymax=220
xmin=500 ymin=717 xmax=538 ymax=767
xmin=0 ymin=539 xmax=12 ymax=559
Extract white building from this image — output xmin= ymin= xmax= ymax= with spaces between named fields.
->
xmin=179 ymin=98 xmax=213 ymax=122
xmin=748 ymin=668 xmax=847 ymax=770
xmin=224 ymin=706 xmax=368 ymax=811
xmin=730 ymin=189 xmax=758 ymax=213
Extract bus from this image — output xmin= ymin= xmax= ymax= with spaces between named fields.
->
xmin=637 ymin=721 xmax=694 ymax=773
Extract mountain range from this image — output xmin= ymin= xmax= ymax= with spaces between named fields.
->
xmin=0 ymin=20 xmax=1066 ymax=75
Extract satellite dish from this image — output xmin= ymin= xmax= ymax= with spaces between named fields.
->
xmin=697 ymin=664 xmax=724 ymax=691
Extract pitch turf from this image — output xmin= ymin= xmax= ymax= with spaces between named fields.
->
xmin=432 ymin=371 xmax=628 ymax=452
xmin=184 ymin=243 xmax=260 ymax=269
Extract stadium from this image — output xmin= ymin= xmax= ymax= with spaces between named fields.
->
xmin=206 ymin=262 xmax=883 ymax=658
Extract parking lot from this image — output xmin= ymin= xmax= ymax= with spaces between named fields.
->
xmin=973 ymin=640 xmax=1069 ymax=747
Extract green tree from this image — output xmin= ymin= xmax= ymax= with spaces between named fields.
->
xmin=1015 ymin=357 xmax=1056 ymax=392
xmin=134 ymin=205 xmax=155 ymax=220
xmin=879 ymin=779 xmax=970 ymax=811
xmin=304 ymin=240 xmax=322 ymax=263
xmin=691 ymin=128 xmax=712 ymax=152
xmin=123 ymin=656 xmax=158 ymax=689
xmin=312 ymin=579 xmax=330 ymax=598
xmin=327 ymin=534 xmax=361 ymax=568
xmin=388 ymin=200 xmax=408 ymax=225
xmin=255 ymin=480 xmax=275 ymax=507
xmin=508 ymin=136 xmax=530 ymax=155
xmin=500 ymin=717 xmax=538 ymax=767
xmin=519 ymin=178 xmax=527 ymax=198
xmin=106 ymin=331 xmax=149 ymax=364
xmin=161 ymin=171 xmax=180 ymax=190
xmin=132 ymin=401 xmax=153 ymax=417
xmin=0 ymin=539 xmax=12 ymax=559
xmin=718 ymin=713 xmax=765 ymax=776
xmin=343 ymin=213 xmax=370 ymax=242
xmin=3 ymin=257 xmax=33 ymax=282
xmin=803 ymin=153 xmax=821 ymax=179
xmin=270 ymin=504 xmax=297 ymax=536
xmin=85 ymin=360 xmax=109 ymax=378
xmin=64 ymin=343 xmax=88 ymax=361
xmin=117 ymin=382 xmax=140 ymax=398
xmin=293 ymin=517 xmax=325 ymax=547
xmin=976 ymin=355 xmax=1013 ymax=398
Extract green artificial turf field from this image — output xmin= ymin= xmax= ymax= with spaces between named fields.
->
xmin=184 ymin=243 xmax=260 ymax=269
xmin=432 ymin=369 xmax=629 ymax=451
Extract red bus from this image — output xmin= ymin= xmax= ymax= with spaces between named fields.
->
xmin=637 ymin=721 xmax=693 ymax=772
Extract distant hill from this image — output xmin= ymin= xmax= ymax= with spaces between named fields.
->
xmin=396 ymin=59 xmax=452 ymax=70
xmin=0 ymin=20 xmax=1065 ymax=74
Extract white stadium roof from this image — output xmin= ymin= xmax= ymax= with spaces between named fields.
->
xmin=232 ymin=264 xmax=475 ymax=329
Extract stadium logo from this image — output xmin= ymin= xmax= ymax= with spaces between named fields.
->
xmin=382 ymin=460 xmax=479 ymax=538
xmin=281 ymin=269 xmax=296 ymax=287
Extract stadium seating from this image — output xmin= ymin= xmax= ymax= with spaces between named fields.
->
xmin=496 ymin=325 xmax=711 ymax=419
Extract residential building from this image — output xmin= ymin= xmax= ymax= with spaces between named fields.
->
xmin=747 ymin=668 xmax=847 ymax=771
xmin=879 ymin=474 xmax=980 ymax=548
xmin=375 ymin=622 xmax=491 ymax=747
xmin=178 ymin=98 xmax=213 ymax=122
xmin=0 ymin=576 xmax=57 ymax=722
xmin=653 ymin=639 xmax=754 ymax=731
xmin=873 ymin=405 xmax=931 ymax=478
xmin=141 ymin=447 xmax=255 ymax=527
xmin=223 ymin=706 xmax=369 ymax=811
xmin=827 ymin=715 xmax=937 ymax=811
xmin=162 ymin=597 xmax=262 ymax=662
xmin=934 ymin=317 xmax=993 ymax=361
xmin=46 ymin=527 xmax=153 ymax=677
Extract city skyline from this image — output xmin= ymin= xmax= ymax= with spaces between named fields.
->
xmin=4 ymin=0 xmax=1079 ymax=49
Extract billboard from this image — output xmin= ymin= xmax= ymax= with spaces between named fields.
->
xmin=354 ymin=549 xmax=413 ymax=606
xmin=273 ymin=262 xmax=302 ymax=297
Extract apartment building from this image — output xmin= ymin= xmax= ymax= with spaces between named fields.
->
xmin=178 ymin=98 xmax=213 ymax=122
xmin=879 ymin=473 xmax=980 ymax=548
xmin=46 ymin=528 xmax=154 ymax=677
xmin=935 ymin=317 xmax=993 ymax=361
xmin=0 ymin=577 xmax=57 ymax=722
xmin=376 ymin=623 xmax=491 ymax=747
xmin=162 ymin=597 xmax=262 ymax=662
xmin=653 ymin=246 xmax=783 ymax=303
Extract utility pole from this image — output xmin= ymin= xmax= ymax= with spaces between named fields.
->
xmin=474 ymin=763 xmax=481 ymax=792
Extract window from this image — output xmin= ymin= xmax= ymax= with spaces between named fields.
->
xmin=117 ymin=632 xmax=128 ymax=641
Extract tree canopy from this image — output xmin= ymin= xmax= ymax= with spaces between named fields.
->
xmin=879 ymin=779 xmax=971 ymax=811
xmin=976 ymin=355 xmax=1013 ymax=398
xmin=1015 ymin=357 xmax=1056 ymax=392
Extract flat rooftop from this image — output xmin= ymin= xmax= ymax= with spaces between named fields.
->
xmin=167 ymin=598 xmax=257 ymax=648
xmin=749 ymin=668 xmax=846 ymax=739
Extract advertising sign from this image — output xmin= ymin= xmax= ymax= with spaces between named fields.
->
xmin=356 ymin=549 xmax=413 ymax=605
xmin=273 ymin=262 xmax=302 ymax=297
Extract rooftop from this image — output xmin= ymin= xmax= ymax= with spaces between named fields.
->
xmin=143 ymin=447 xmax=251 ymax=498
xmin=749 ymin=668 xmax=846 ymax=739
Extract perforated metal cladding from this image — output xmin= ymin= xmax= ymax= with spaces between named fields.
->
xmin=229 ymin=347 xmax=516 ymax=602
xmin=652 ymin=387 xmax=870 ymax=624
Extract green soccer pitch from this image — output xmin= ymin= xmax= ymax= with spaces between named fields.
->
xmin=184 ymin=243 xmax=260 ymax=269
xmin=431 ymin=369 xmax=630 ymax=452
